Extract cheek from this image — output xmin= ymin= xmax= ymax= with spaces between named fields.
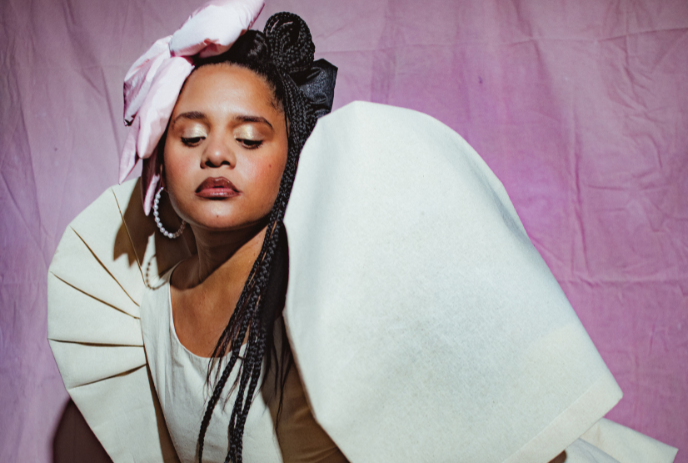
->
xmin=164 ymin=148 xmax=196 ymax=189
xmin=251 ymin=157 xmax=286 ymax=203
xmin=245 ymin=149 xmax=287 ymax=208
xmin=162 ymin=146 xmax=200 ymax=221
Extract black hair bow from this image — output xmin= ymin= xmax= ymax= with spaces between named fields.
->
xmin=292 ymin=59 xmax=338 ymax=118
xmin=264 ymin=12 xmax=337 ymax=119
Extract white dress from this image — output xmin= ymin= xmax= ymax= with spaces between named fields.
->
xmin=48 ymin=102 xmax=679 ymax=463
xmin=140 ymin=266 xmax=346 ymax=463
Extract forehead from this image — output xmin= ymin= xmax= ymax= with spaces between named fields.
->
xmin=173 ymin=64 xmax=279 ymax=117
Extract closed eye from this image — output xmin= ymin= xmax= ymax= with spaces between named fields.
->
xmin=181 ymin=136 xmax=205 ymax=147
xmin=238 ymin=139 xmax=263 ymax=149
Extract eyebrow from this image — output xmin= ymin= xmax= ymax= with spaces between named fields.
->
xmin=235 ymin=115 xmax=274 ymax=130
xmin=172 ymin=112 xmax=274 ymax=130
xmin=172 ymin=111 xmax=206 ymax=125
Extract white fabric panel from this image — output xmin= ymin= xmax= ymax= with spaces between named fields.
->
xmin=49 ymin=341 xmax=146 ymax=390
xmin=50 ymin=225 xmax=142 ymax=318
xmin=67 ymin=187 xmax=146 ymax=308
xmin=284 ymin=101 xmax=622 ymax=463
xmin=47 ymin=272 xmax=143 ymax=345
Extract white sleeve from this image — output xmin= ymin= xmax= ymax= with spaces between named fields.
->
xmin=283 ymin=102 xmax=675 ymax=463
xmin=48 ymin=179 xmax=192 ymax=463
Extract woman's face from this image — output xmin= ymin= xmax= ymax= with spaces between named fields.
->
xmin=163 ymin=64 xmax=288 ymax=232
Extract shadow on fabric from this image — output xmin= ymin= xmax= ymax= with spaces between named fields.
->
xmin=52 ymin=400 xmax=113 ymax=463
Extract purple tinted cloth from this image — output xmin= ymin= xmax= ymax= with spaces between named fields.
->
xmin=0 ymin=0 xmax=686 ymax=461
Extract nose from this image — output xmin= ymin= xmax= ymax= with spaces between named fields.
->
xmin=202 ymin=133 xmax=236 ymax=169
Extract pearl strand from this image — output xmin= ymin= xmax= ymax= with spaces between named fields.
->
xmin=153 ymin=188 xmax=186 ymax=239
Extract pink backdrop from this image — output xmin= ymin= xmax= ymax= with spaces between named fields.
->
xmin=0 ymin=0 xmax=686 ymax=461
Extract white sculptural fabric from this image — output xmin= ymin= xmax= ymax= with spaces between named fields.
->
xmin=47 ymin=102 xmax=678 ymax=463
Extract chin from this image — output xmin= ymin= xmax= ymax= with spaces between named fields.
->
xmin=175 ymin=198 xmax=273 ymax=232
xmin=190 ymin=212 xmax=270 ymax=233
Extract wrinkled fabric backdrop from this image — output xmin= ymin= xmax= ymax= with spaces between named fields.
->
xmin=0 ymin=0 xmax=686 ymax=461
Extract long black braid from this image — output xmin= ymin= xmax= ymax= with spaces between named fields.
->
xmin=191 ymin=13 xmax=318 ymax=463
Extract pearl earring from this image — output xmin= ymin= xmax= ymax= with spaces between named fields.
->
xmin=153 ymin=188 xmax=186 ymax=239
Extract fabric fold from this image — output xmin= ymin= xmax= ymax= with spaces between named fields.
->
xmin=48 ymin=179 xmax=189 ymax=463
xmin=47 ymin=271 xmax=143 ymax=345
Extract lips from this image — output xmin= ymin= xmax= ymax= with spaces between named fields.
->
xmin=195 ymin=177 xmax=240 ymax=199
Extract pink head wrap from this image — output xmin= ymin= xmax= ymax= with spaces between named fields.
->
xmin=119 ymin=0 xmax=265 ymax=215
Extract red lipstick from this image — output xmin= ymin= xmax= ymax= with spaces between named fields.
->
xmin=195 ymin=177 xmax=240 ymax=199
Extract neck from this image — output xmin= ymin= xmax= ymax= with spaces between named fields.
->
xmin=190 ymin=222 xmax=268 ymax=285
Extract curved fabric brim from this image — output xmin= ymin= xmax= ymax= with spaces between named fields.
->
xmin=283 ymin=101 xmax=622 ymax=463
xmin=48 ymin=179 xmax=192 ymax=463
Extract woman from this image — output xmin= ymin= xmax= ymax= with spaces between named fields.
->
xmin=140 ymin=11 xmax=345 ymax=463
xmin=51 ymin=3 xmax=343 ymax=461
xmin=47 ymin=1 xmax=678 ymax=462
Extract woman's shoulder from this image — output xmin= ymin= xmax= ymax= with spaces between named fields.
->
xmin=47 ymin=178 xmax=188 ymax=463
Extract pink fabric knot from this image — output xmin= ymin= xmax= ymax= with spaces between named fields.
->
xmin=119 ymin=0 xmax=265 ymax=215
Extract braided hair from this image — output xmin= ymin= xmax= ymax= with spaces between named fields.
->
xmin=190 ymin=13 xmax=318 ymax=463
